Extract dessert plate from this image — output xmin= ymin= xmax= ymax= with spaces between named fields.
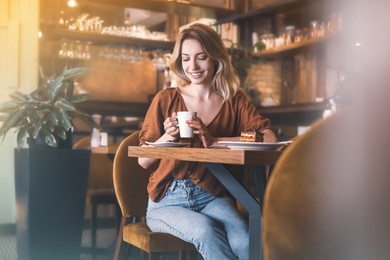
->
xmin=217 ymin=141 xmax=292 ymax=151
xmin=145 ymin=141 xmax=188 ymax=147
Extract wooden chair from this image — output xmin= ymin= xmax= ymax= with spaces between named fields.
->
xmin=73 ymin=137 xmax=120 ymax=252
xmin=113 ymin=131 xmax=197 ymax=260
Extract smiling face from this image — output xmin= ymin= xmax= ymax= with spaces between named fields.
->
xmin=181 ymin=38 xmax=215 ymax=86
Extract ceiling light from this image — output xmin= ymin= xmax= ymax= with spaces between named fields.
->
xmin=67 ymin=0 xmax=78 ymax=8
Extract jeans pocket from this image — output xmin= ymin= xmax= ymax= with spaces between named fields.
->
xmin=165 ymin=180 xmax=177 ymax=196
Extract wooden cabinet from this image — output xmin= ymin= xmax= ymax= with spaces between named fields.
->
xmin=215 ymin=0 xmax=343 ymax=137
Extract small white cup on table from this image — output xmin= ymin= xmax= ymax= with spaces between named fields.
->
xmin=90 ymin=114 xmax=102 ymax=147
xmin=177 ymin=111 xmax=197 ymax=138
xmin=100 ymin=132 xmax=108 ymax=146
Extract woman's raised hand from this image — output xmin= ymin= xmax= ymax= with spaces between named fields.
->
xmin=164 ymin=112 xmax=180 ymax=141
xmin=187 ymin=116 xmax=215 ymax=148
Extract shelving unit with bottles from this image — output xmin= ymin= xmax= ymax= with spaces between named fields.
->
xmin=39 ymin=0 xmax=235 ymax=91
xmin=38 ymin=0 xmax=235 ymax=137
xmin=40 ymin=0 xmax=235 ymax=57
xmin=215 ymin=0 xmax=343 ymax=137
xmin=39 ymin=1 xmax=176 ymax=71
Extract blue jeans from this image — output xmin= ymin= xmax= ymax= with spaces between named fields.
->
xmin=146 ymin=179 xmax=249 ymax=260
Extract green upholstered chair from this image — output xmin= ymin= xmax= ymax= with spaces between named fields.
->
xmin=113 ymin=131 xmax=197 ymax=260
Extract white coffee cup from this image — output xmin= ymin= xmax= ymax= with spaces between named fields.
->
xmin=177 ymin=111 xmax=197 ymax=138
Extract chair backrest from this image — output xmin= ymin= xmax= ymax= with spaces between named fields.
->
xmin=262 ymin=112 xmax=353 ymax=260
xmin=73 ymin=136 xmax=115 ymax=189
xmin=113 ymin=131 xmax=157 ymax=218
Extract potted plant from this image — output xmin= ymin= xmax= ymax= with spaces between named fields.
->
xmin=0 ymin=67 xmax=98 ymax=148
xmin=0 ymin=67 xmax=99 ymax=260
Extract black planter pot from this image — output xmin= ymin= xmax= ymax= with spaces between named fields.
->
xmin=14 ymin=148 xmax=90 ymax=260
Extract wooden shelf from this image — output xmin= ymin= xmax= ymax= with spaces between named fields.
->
xmin=75 ymin=100 xmax=149 ymax=117
xmin=252 ymin=33 xmax=340 ymax=58
xmin=257 ymin=101 xmax=327 ymax=114
xmin=42 ymin=27 xmax=175 ymax=50
xmin=257 ymin=101 xmax=327 ymax=126
xmin=215 ymin=0 xmax=312 ymax=24
xmin=101 ymin=119 xmax=143 ymax=130
xmin=79 ymin=0 xmax=233 ymax=18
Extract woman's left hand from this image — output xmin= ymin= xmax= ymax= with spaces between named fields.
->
xmin=262 ymin=129 xmax=278 ymax=143
xmin=187 ymin=117 xmax=215 ymax=148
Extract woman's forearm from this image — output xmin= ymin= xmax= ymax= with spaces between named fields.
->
xmin=138 ymin=133 xmax=174 ymax=169
xmin=138 ymin=154 xmax=158 ymax=169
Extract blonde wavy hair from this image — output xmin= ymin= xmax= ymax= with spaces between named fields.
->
xmin=169 ymin=23 xmax=240 ymax=101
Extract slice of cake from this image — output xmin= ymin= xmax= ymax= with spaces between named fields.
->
xmin=240 ymin=130 xmax=263 ymax=142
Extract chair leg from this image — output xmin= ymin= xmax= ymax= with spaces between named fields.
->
xmin=115 ymin=203 xmax=122 ymax=233
xmin=114 ymin=217 xmax=130 ymax=260
xmin=91 ymin=202 xmax=98 ymax=252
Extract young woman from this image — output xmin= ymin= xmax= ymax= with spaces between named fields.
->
xmin=138 ymin=23 xmax=277 ymax=260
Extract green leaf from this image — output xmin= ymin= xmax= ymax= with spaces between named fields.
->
xmin=32 ymin=119 xmax=43 ymax=139
xmin=46 ymin=120 xmax=55 ymax=133
xmin=48 ymin=110 xmax=59 ymax=126
xmin=44 ymin=134 xmax=57 ymax=147
xmin=64 ymin=80 xmax=74 ymax=100
xmin=27 ymin=109 xmax=42 ymax=128
xmin=55 ymin=98 xmax=76 ymax=111
xmin=40 ymin=127 xmax=57 ymax=147
xmin=71 ymin=93 xmax=90 ymax=103
xmin=16 ymin=125 xmax=29 ymax=148
xmin=48 ymin=75 xmax=64 ymax=101
xmin=62 ymin=67 xmax=88 ymax=81
xmin=58 ymin=109 xmax=72 ymax=131
xmin=0 ymin=109 xmax=26 ymax=137
xmin=31 ymin=102 xmax=52 ymax=113
xmin=69 ymin=111 xmax=101 ymax=129
xmin=0 ymin=101 xmax=20 ymax=113
xmin=54 ymin=127 xmax=67 ymax=140
xmin=31 ymin=87 xmax=47 ymax=100
xmin=9 ymin=91 xmax=28 ymax=102
xmin=41 ymin=118 xmax=55 ymax=134
xmin=28 ymin=107 xmax=41 ymax=118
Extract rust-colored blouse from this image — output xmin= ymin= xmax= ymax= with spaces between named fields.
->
xmin=139 ymin=88 xmax=273 ymax=202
